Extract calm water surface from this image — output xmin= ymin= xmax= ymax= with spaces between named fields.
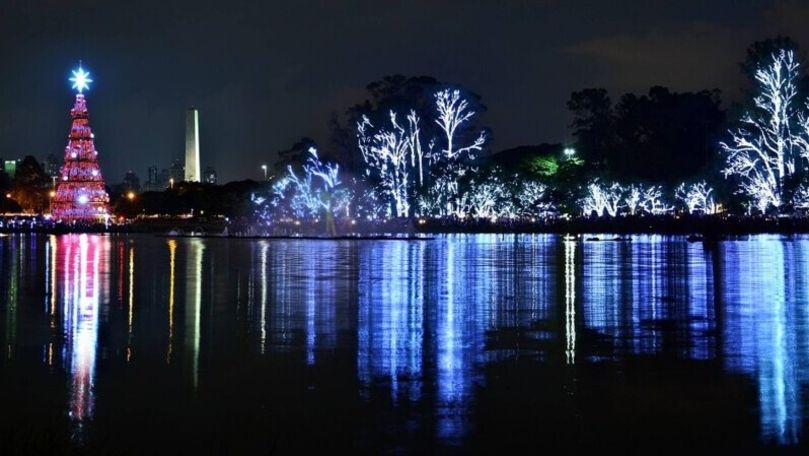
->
xmin=1 ymin=233 xmax=808 ymax=453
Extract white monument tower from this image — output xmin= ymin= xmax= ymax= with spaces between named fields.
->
xmin=185 ymin=108 xmax=200 ymax=182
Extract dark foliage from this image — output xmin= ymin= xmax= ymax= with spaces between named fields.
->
xmin=10 ymin=156 xmax=52 ymax=212
xmin=272 ymin=137 xmax=318 ymax=175
xmin=568 ymin=87 xmax=725 ymax=184
xmin=112 ymin=180 xmax=264 ymax=219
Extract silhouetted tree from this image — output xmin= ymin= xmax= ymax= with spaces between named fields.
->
xmin=11 ymin=156 xmax=51 ymax=212
xmin=568 ymin=87 xmax=725 ymax=184
xmin=567 ymin=88 xmax=614 ymax=165
xmin=273 ymin=137 xmax=318 ymax=175
xmin=613 ymin=87 xmax=724 ymax=183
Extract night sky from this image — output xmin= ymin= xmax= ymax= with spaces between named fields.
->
xmin=2 ymin=0 xmax=808 ymax=183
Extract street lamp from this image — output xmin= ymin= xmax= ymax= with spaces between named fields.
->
xmin=127 ymin=191 xmax=136 ymax=201
xmin=563 ymin=147 xmax=576 ymax=160
xmin=169 ymin=178 xmax=174 ymax=189
xmin=261 ymin=164 xmax=268 ymax=181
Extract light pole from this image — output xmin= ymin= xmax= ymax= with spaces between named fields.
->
xmin=563 ymin=147 xmax=576 ymax=160
xmin=169 ymin=178 xmax=174 ymax=189
xmin=261 ymin=164 xmax=268 ymax=181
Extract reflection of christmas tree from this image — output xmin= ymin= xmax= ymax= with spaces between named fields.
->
xmin=52 ymin=67 xmax=109 ymax=222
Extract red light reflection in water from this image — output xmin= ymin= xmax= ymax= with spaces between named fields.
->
xmin=58 ymin=234 xmax=110 ymax=429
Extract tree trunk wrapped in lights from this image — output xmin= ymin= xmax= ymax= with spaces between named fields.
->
xmin=675 ymin=181 xmax=717 ymax=215
xmin=52 ymin=84 xmax=110 ymax=222
xmin=721 ymin=50 xmax=801 ymax=213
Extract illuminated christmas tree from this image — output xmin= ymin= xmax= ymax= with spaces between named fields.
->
xmin=52 ymin=65 xmax=110 ymax=222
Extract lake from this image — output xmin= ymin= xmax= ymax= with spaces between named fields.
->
xmin=1 ymin=233 xmax=807 ymax=453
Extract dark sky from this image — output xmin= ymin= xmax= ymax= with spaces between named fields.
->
xmin=2 ymin=0 xmax=808 ymax=183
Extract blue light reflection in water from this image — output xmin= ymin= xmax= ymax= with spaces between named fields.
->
xmin=720 ymin=236 xmax=805 ymax=445
xmin=3 ymin=233 xmax=809 ymax=449
xmin=357 ymin=240 xmax=425 ymax=404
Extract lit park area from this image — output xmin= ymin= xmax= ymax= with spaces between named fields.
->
xmin=4 ymin=2 xmax=809 ymax=454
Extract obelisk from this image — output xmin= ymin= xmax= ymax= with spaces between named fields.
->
xmin=184 ymin=108 xmax=200 ymax=182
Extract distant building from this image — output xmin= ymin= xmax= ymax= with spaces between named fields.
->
xmin=42 ymin=153 xmax=60 ymax=178
xmin=185 ymin=108 xmax=200 ymax=182
xmin=169 ymin=159 xmax=184 ymax=184
xmin=147 ymin=165 xmax=158 ymax=185
xmin=143 ymin=165 xmax=167 ymax=192
xmin=204 ymin=166 xmax=217 ymax=184
xmin=123 ymin=170 xmax=140 ymax=191
xmin=158 ymin=168 xmax=171 ymax=188
xmin=3 ymin=159 xmax=17 ymax=178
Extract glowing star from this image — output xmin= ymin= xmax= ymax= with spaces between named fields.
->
xmin=69 ymin=66 xmax=93 ymax=93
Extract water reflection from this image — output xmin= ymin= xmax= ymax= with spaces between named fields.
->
xmin=4 ymin=234 xmax=20 ymax=360
xmin=719 ymin=237 xmax=804 ymax=445
xmin=4 ymin=233 xmax=809 ymax=450
xmin=185 ymin=238 xmax=204 ymax=389
xmin=59 ymin=234 xmax=109 ymax=439
xmin=127 ymin=246 xmax=134 ymax=362
xmin=564 ymin=237 xmax=576 ymax=364
xmin=357 ymin=241 xmax=424 ymax=404
xmin=167 ymin=239 xmax=176 ymax=363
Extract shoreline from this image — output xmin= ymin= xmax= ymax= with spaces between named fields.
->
xmin=4 ymin=215 xmax=809 ymax=236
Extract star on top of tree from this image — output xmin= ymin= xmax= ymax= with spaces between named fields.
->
xmin=70 ymin=65 xmax=93 ymax=93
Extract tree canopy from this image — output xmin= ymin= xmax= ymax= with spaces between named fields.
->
xmin=568 ymin=86 xmax=725 ymax=184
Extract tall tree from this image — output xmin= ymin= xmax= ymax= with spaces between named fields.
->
xmin=567 ymin=88 xmax=614 ymax=165
xmin=613 ymin=87 xmax=724 ymax=183
xmin=741 ymin=37 xmax=806 ymax=82
xmin=568 ymin=87 xmax=724 ymax=184
xmin=722 ymin=50 xmax=802 ymax=212
xmin=11 ymin=156 xmax=51 ymax=212
xmin=330 ymin=75 xmax=486 ymax=176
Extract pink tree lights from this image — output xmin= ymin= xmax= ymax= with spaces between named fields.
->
xmin=52 ymin=66 xmax=110 ymax=222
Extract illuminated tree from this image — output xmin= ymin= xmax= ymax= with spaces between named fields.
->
xmin=625 ymin=184 xmax=670 ymax=215
xmin=580 ymin=180 xmax=624 ymax=217
xmin=462 ymin=171 xmax=514 ymax=219
xmin=722 ymin=50 xmax=801 ymax=212
xmin=303 ymin=147 xmax=350 ymax=234
xmin=624 ymin=185 xmax=643 ymax=215
xmin=353 ymin=88 xmax=487 ymax=218
xmin=266 ymin=147 xmax=349 ymax=233
xmin=250 ymin=193 xmax=273 ymax=227
xmin=416 ymin=185 xmax=444 ymax=218
xmin=52 ymin=66 xmax=110 ymax=222
xmin=355 ymin=185 xmax=386 ymax=221
xmin=430 ymin=89 xmax=487 ymax=216
xmin=357 ymin=113 xmax=413 ymax=217
xmin=272 ymin=168 xmax=318 ymax=218
xmin=675 ymin=181 xmax=717 ymax=215
xmin=516 ymin=179 xmax=553 ymax=217
xmin=793 ymin=184 xmax=809 ymax=211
